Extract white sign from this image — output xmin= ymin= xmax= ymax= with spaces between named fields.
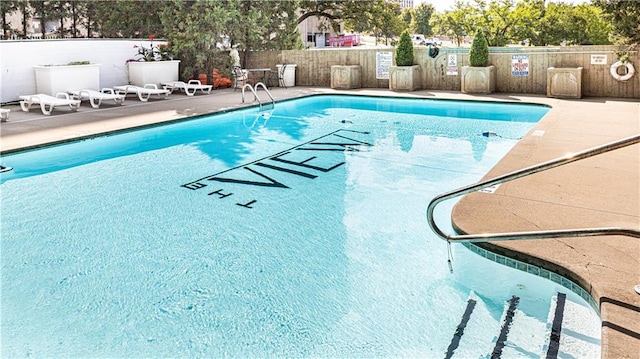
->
xmin=446 ymin=54 xmax=458 ymax=76
xmin=376 ymin=51 xmax=392 ymax=79
xmin=590 ymin=54 xmax=607 ymax=65
xmin=511 ymin=54 xmax=529 ymax=76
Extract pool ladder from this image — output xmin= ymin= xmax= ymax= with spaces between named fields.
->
xmin=426 ymin=134 xmax=640 ymax=244
xmin=242 ymin=82 xmax=275 ymax=112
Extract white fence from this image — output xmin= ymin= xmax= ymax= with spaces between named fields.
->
xmin=0 ymin=39 xmax=162 ymax=103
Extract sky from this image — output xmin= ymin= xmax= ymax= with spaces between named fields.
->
xmin=419 ymin=0 xmax=590 ymax=13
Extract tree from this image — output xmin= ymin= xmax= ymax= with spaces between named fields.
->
xmin=81 ymin=1 xmax=99 ymax=38
xmin=566 ymin=5 xmax=611 ymax=45
xmin=94 ymin=0 xmax=167 ymax=38
xmin=262 ymin=1 xmax=303 ymax=50
xmin=17 ymin=0 xmax=30 ymax=38
xmin=401 ymin=7 xmax=414 ymax=31
xmin=49 ymin=0 xmax=70 ymax=37
xmin=67 ymin=0 xmax=83 ymax=37
xmin=469 ymin=29 xmax=489 ymax=66
xmin=482 ymin=0 xmax=516 ymax=46
xmin=160 ymin=0 xmax=238 ymax=84
xmin=413 ymin=3 xmax=435 ymax=36
xmin=509 ymin=0 xmax=545 ymax=46
xmin=395 ymin=30 xmax=414 ymax=66
xmin=370 ymin=0 xmax=405 ymax=45
xmin=342 ymin=0 xmax=377 ymax=34
xmin=30 ymin=0 xmax=53 ymax=37
xmin=0 ymin=0 xmax=19 ymax=38
xmin=592 ymin=0 xmax=640 ymax=45
xmin=431 ymin=2 xmax=477 ymax=46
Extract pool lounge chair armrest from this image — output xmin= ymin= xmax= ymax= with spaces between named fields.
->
xmin=55 ymin=92 xmax=73 ymax=100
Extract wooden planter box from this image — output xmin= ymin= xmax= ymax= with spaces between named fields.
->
xmin=331 ymin=65 xmax=362 ymax=89
xmin=547 ymin=67 xmax=583 ymax=99
xmin=389 ymin=65 xmax=421 ymax=91
xmin=461 ymin=66 xmax=496 ymax=94
xmin=35 ymin=63 xmax=101 ymax=95
xmin=127 ymin=60 xmax=180 ymax=87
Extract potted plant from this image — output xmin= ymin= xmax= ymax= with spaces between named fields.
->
xmin=461 ymin=29 xmax=496 ymax=94
xmin=127 ymin=34 xmax=180 ymax=87
xmin=34 ymin=60 xmax=101 ymax=95
xmin=389 ymin=30 xmax=421 ymax=91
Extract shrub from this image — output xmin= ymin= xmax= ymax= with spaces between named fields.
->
xmin=469 ymin=29 xmax=489 ymax=67
xmin=395 ymin=31 xmax=414 ymax=66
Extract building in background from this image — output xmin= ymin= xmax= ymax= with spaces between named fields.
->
xmin=395 ymin=0 xmax=415 ymax=9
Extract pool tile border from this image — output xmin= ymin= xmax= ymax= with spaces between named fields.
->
xmin=462 ymin=242 xmax=599 ymax=313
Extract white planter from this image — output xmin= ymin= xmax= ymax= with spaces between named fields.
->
xmin=389 ymin=65 xmax=421 ymax=91
xmin=276 ymin=64 xmax=297 ymax=87
xmin=461 ymin=66 xmax=496 ymax=94
xmin=127 ymin=60 xmax=180 ymax=87
xmin=331 ymin=65 xmax=362 ymax=89
xmin=547 ymin=67 xmax=583 ymax=99
xmin=35 ymin=63 xmax=101 ymax=95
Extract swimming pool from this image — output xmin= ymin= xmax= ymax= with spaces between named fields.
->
xmin=1 ymin=95 xmax=600 ymax=357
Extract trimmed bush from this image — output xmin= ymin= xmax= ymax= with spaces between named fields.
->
xmin=395 ymin=31 xmax=414 ymax=66
xmin=469 ymin=29 xmax=489 ymax=67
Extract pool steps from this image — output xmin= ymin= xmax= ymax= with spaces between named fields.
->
xmin=445 ymin=292 xmax=598 ymax=358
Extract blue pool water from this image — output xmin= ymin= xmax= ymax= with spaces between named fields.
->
xmin=1 ymin=95 xmax=600 ymax=357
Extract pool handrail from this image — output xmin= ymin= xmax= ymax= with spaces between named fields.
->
xmin=426 ymin=134 xmax=640 ymax=243
xmin=241 ymin=82 xmax=275 ymax=111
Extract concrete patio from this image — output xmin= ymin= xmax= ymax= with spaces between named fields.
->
xmin=1 ymin=87 xmax=638 ymax=358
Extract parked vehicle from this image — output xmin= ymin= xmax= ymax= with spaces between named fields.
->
xmin=426 ymin=37 xmax=442 ymax=46
xmin=411 ymin=35 xmax=442 ymax=46
xmin=411 ymin=34 xmax=426 ymax=45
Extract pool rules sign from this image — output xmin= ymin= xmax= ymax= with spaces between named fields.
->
xmin=511 ymin=54 xmax=529 ymax=76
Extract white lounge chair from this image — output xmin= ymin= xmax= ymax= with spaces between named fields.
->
xmin=19 ymin=93 xmax=81 ymax=115
xmin=0 ymin=108 xmax=9 ymax=122
xmin=113 ymin=84 xmax=170 ymax=102
xmin=69 ymin=88 xmax=125 ymax=108
xmin=163 ymin=80 xmax=213 ymax=96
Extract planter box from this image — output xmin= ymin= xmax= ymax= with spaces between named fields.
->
xmin=547 ymin=67 xmax=583 ymax=99
xmin=35 ymin=63 xmax=101 ymax=95
xmin=331 ymin=65 xmax=362 ymax=89
xmin=127 ymin=60 xmax=180 ymax=87
xmin=389 ymin=65 xmax=421 ymax=91
xmin=461 ymin=66 xmax=496 ymax=94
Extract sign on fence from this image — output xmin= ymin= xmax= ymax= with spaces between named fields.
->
xmin=511 ymin=54 xmax=529 ymax=76
xmin=446 ymin=54 xmax=458 ymax=76
xmin=590 ymin=54 xmax=607 ymax=65
xmin=376 ymin=51 xmax=392 ymax=79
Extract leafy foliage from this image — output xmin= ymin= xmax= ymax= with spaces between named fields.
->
xmin=395 ymin=30 xmax=414 ymax=66
xmin=592 ymin=0 xmax=640 ymax=45
xmin=469 ymin=29 xmax=489 ymax=67
xmin=413 ymin=3 xmax=435 ymax=37
xmin=432 ymin=0 xmax=612 ymax=46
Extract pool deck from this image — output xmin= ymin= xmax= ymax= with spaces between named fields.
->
xmin=1 ymin=87 xmax=638 ymax=358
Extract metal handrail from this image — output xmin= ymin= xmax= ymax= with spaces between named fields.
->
xmin=241 ymin=82 xmax=275 ymax=112
xmin=254 ymin=82 xmax=275 ymax=106
xmin=427 ymin=134 xmax=640 ymax=243
xmin=241 ymin=83 xmax=260 ymax=106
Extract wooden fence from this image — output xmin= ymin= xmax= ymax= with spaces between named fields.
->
xmin=246 ymin=45 xmax=639 ymax=98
